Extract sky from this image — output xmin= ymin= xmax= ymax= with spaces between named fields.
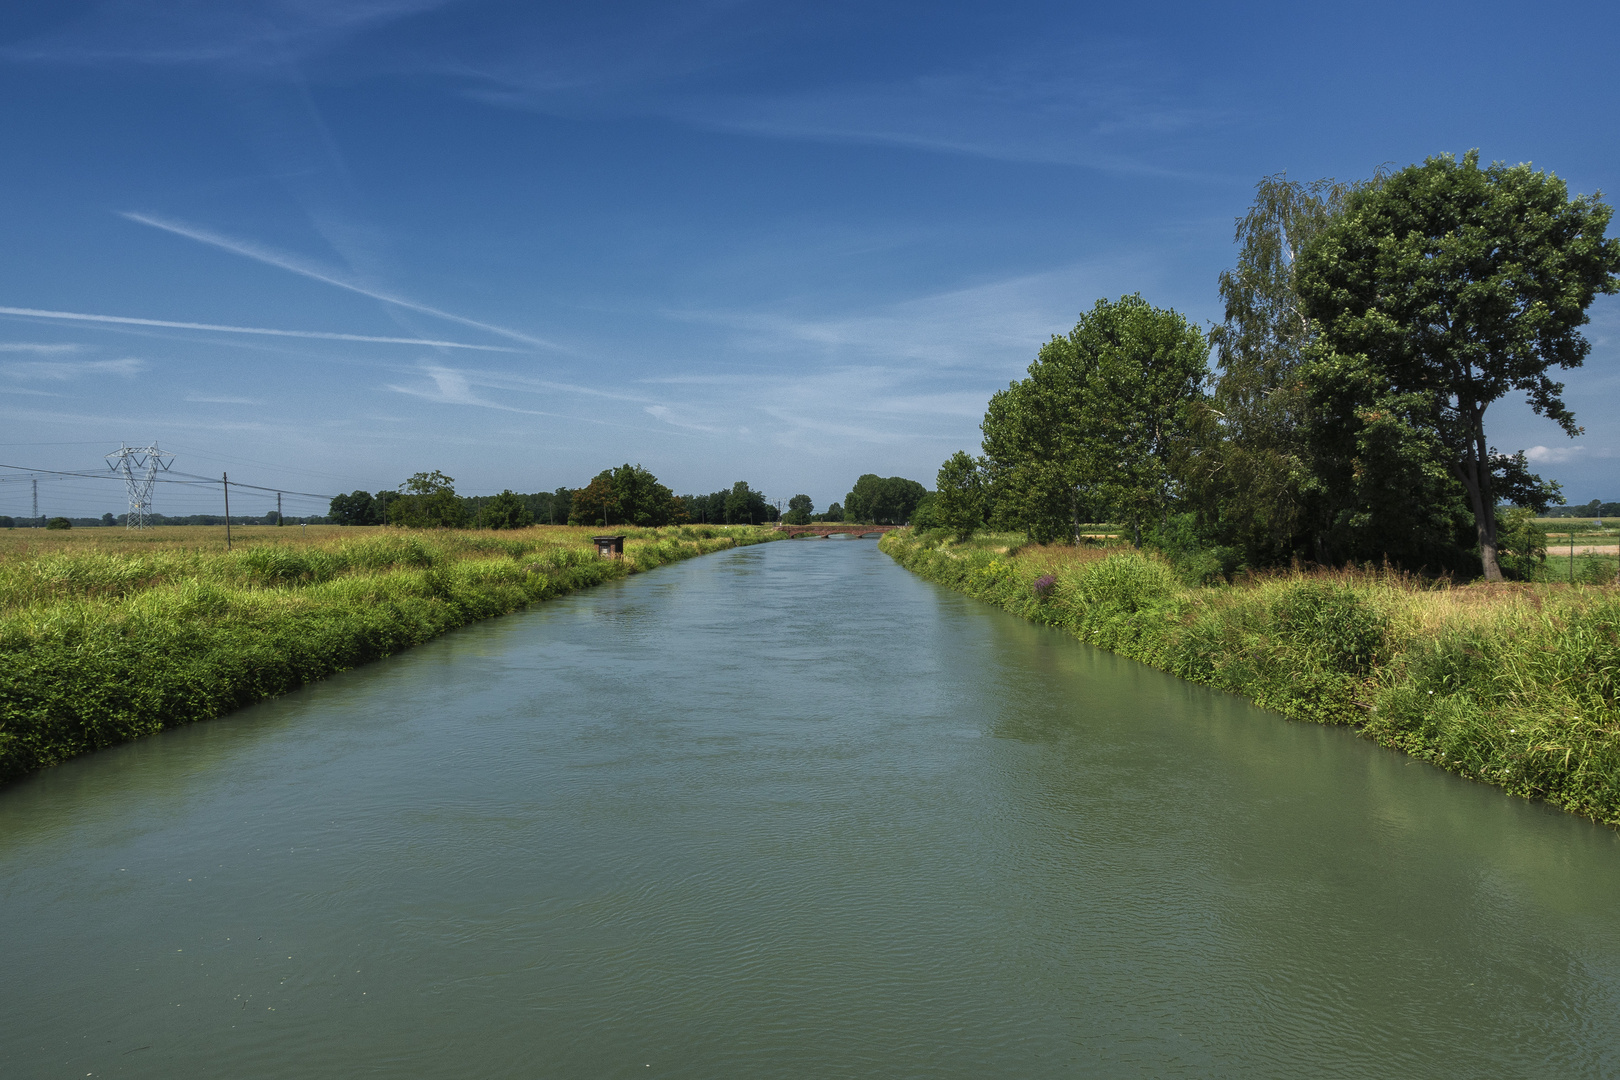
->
xmin=2 ymin=0 xmax=1619 ymax=521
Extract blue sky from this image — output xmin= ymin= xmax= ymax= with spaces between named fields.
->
xmin=2 ymin=0 xmax=1618 ymax=521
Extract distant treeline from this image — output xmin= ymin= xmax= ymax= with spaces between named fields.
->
xmin=1544 ymin=501 xmax=1620 ymax=519
xmin=327 ymin=467 xmax=784 ymax=530
xmin=322 ymin=465 xmax=937 ymax=531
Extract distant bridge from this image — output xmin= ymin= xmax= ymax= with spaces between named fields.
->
xmin=774 ymin=524 xmax=901 ymax=538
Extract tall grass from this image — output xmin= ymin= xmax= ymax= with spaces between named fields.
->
xmin=882 ymin=530 xmax=1620 ymax=825
xmin=0 ymin=525 xmax=780 ymax=782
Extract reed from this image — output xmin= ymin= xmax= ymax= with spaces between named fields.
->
xmin=882 ymin=530 xmax=1620 ymax=825
xmin=0 ymin=525 xmax=780 ymax=782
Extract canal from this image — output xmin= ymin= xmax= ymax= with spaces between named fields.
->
xmin=4 ymin=538 xmax=1620 ymax=1077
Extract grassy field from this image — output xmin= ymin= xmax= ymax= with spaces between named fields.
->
xmin=882 ymin=529 xmax=1620 ymax=826
xmin=0 ymin=523 xmax=781 ymax=783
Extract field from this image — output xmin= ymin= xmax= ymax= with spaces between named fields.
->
xmin=0 ymin=523 xmax=781 ymax=782
xmin=882 ymin=529 xmax=1620 ymax=825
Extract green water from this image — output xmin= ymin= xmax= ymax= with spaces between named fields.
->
xmin=5 ymin=539 xmax=1620 ymax=1078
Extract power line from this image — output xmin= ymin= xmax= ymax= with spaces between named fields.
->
xmin=0 ymin=462 xmax=335 ymax=500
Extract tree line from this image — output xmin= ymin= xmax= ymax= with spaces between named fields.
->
xmin=926 ymin=152 xmax=1620 ymax=582
xmin=325 ymin=466 xmax=944 ymax=531
xmin=328 ymin=466 xmax=789 ymax=530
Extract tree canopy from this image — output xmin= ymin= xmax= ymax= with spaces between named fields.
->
xmin=843 ymin=474 xmax=927 ymax=524
xmin=479 ymin=490 xmax=534 ymax=530
xmin=1297 ymin=151 xmax=1619 ymax=580
xmin=392 ymin=471 xmax=467 ymax=529
xmin=569 ymin=464 xmax=684 ymax=527
xmin=933 ymin=450 xmax=985 ymax=540
xmin=981 ymin=294 xmax=1208 ymax=545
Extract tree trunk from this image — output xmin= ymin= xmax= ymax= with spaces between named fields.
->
xmin=1459 ymin=411 xmax=1503 ymax=582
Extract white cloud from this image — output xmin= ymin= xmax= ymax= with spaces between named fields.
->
xmin=0 ymin=342 xmax=84 ymax=353
xmin=3 ymin=357 xmax=145 ymax=380
xmin=1522 ymin=444 xmax=1616 ymax=464
xmin=384 ymin=365 xmax=653 ymax=431
xmin=122 ymin=212 xmax=556 ymax=349
xmin=0 ymin=305 xmax=515 ymax=351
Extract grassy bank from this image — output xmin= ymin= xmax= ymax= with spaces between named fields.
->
xmin=0 ymin=524 xmax=781 ymax=783
xmin=882 ymin=530 xmax=1620 ymax=825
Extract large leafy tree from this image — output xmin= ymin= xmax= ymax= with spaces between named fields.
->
xmin=783 ymin=494 xmax=814 ymax=525
xmin=570 ymin=471 xmax=619 ymax=526
xmin=612 ymin=464 xmax=681 ymax=526
xmin=328 ymin=489 xmax=378 ymax=526
xmin=843 ymin=475 xmax=927 ymax=524
xmin=571 ymin=464 xmax=682 ymax=527
xmin=1203 ymin=173 xmax=1363 ymax=564
xmin=724 ymin=480 xmax=776 ymax=524
xmin=982 ymin=295 xmax=1209 ymax=545
xmin=392 ymin=471 xmax=467 ymax=529
xmin=479 ymin=490 xmax=534 ymax=530
xmin=1297 ymin=151 xmax=1618 ymax=580
xmin=933 ymin=450 xmax=985 ymax=540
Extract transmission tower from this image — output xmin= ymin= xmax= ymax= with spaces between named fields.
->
xmin=106 ymin=444 xmax=174 ymax=529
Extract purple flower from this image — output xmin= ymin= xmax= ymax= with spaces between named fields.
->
xmin=1033 ymin=574 xmax=1057 ymax=600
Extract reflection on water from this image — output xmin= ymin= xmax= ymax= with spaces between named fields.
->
xmin=4 ymin=539 xmax=1620 ymax=1078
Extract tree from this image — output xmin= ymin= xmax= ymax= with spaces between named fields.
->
xmin=1297 ymin=151 xmax=1619 ymax=580
xmin=329 ymin=490 xmax=378 ymax=526
xmin=45 ymin=517 xmax=70 ymax=530
xmin=821 ymin=502 xmax=844 ymax=523
xmin=724 ymin=480 xmax=774 ymax=525
xmin=480 ymin=489 xmax=534 ymax=529
xmin=570 ymin=470 xmax=620 ymax=526
xmin=908 ymin=492 xmax=939 ymax=530
xmin=934 ymin=451 xmax=985 ymax=539
xmin=611 ymin=464 xmax=681 ymax=526
xmin=843 ymin=474 xmax=927 ymax=524
xmin=373 ymin=490 xmax=400 ymax=524
xmin=101 ymin=513 xmax=115 ymax=527
xmin=1203 ymin=173 xmax=1367 ymax=565
xmin=547 ymin=486 xmax=572 ymax=525
xmin=784 ymin=494 xmax=814 ymax=525
xmin=981 ymin=295 xmax=1209 ymax=545
xmin=392 ymin=471 xmax=467 ymax=529
xmin=571 ymin=465 xmax=681 ymax=527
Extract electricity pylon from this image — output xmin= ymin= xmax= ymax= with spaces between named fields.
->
xmin=106 ymin=444 xmax=173 ymax=529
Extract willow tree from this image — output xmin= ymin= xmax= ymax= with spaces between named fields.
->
xmin=1297 ymin=152 xmax=1619 ymax=581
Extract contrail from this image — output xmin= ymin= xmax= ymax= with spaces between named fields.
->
xmin=0 ymin=306 xmax=519 ymax=351
xmin=121 ymin=212 xmax=555 ymax=349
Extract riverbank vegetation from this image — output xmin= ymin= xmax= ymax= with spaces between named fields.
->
xmin=883 ymin=530 xmax=1620 ymax=825
xmin=0 ymin=524 xmax=781 ymax=783
xmin=936 ymin=153 xmax=1620 ymax=584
